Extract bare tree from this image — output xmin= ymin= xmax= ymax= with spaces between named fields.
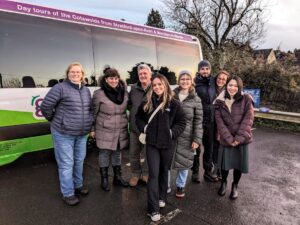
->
xmin=163 ymin=0 xmax=267 ymax=63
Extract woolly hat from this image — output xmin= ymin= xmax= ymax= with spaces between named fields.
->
xmin=179 ymin=70 xmax=193 ymax=78
xmin=198 ymin=60 xmax=211 ymax=71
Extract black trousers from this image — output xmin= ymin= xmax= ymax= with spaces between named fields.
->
xmin=192 ymin=123 xmax=215 ymax=173
xmin=146 ymin=143 xmax=174 ymax=214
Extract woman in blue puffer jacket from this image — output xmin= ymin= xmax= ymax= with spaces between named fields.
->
xmin=41 ymin=62 xmax=93 ymax=206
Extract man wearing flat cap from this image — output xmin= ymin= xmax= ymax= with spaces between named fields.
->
xmin=192 ymin=60 xmax=218 ymax=183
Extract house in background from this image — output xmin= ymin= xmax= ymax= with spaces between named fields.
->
xmin=253 ymin=48 xmax=276 ymax=64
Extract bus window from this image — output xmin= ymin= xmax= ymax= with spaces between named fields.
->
xmin=92 ymin=28 xmax=157 ymax=81
xmin=0 ymin=13 xmax=94 ymax=88
xmin=155 ymin=37 xmax=201 ymax=78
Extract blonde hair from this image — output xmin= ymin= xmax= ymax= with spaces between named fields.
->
xmin=65 ymin=62 xmax=85 ymax=81
xmin=144 ymin=74 xmax=172 ymax=113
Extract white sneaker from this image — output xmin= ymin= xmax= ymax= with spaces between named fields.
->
xmin=167 ymin=187 xmax=172 ymax=194
xmin=147 ymin=212 xmax=161 ymax=222
xmin=159 ymin=200 xmax=166 ymax=208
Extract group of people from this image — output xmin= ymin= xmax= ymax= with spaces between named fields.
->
xmin=41 ymin=60 xmax=254 ymax=222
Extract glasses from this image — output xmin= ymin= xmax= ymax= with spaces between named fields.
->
xmin=217 ymin=77 xmax=227 ymax=81
xmin=180 ymin=78 xmax=191 ymax=81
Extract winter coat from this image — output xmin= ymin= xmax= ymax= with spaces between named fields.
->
xmin=41 ymin=80 xmax=93 ymax=136
xmin=214 ymin=91 xmax=254 ymax=147
xmin=128 ymin=82 xmax=149 ymax=134
xmin=172 ymin=88 xmax=203 ymax=169
xmin=92 ymin=84 xmax=129 ymax=151
xmin=194 ymin=74 xmax=216 ymax=125
xmin=135 ymin=97 xmax=186 ymax=149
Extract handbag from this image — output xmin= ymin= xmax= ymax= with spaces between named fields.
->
xmin=139 ymin=103 xmax=163 ymax=144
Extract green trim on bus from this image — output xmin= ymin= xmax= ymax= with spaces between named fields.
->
xmin=0 ymin=134 xmax=53 ymax=166
xmin=0 ymin=110 xmax=47 ymax=127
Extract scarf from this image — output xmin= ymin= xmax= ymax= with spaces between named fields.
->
xmin=101 ymin=80 xmax=125 ymax=105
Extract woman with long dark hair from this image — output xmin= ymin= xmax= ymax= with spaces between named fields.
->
xmin=214 ymin=75 xmax=254 ymax=199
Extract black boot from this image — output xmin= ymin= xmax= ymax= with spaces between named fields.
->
xmin=113 ymin=165 xmax=129 ymax=187
xmin=100 ymin=167 xmax=110 ymax=192
xmin=230 ymin=182 xmax=238 ymax=200
xmin=218 ymin=180 xmax=227 ymax=196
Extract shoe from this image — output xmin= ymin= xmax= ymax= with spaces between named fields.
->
xmin=217 ymin=181 xmax=227 ymax=196
xmin=176 ymin=187 xmax=185 ymax=198
xmin=159 ymin=200 xmax=166 ymax=208
xmin=62 ymin=195 xmax=79 ymax=206
xmin=140 ymin=175 xmax=148 ymax=184
xmin=113 ymin=166 xmax=129 ymax=187
xmin=147 ymin=212 xmax=161 ymax=222
xmin=75 ymin=186 xmax=89 ymax=196
xmin=129 ymin=176 xmax=139 ymax=187
xmin=100 ymin=167 xmax=110 ymax=192
xmin=230 ymin=182 xmax=238 ymax=200
xmin=203 ymin=170 xmax=218 ymax=182
xmin=192 ymin=173 xmax=201 ymax=183
xmin=167 ymin=187 xmax=172 ymax=194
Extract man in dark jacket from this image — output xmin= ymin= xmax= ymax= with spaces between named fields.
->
xmin=128 ymin=64 xmax=152 ymax=187
xmin=192 ymin=60 xmax=218 ymax=182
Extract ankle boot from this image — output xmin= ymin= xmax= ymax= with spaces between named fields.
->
xmin=218 ymin=180 xmax=227 ymax=196
xmin=113 ymin=165 xmax=129 ymax=187
xmin=230 ymin=182 xmax=238 ymax=200
xmin=100 ymin=167 xmax=110 ymax=192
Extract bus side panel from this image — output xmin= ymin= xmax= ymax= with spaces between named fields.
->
xmin=0 ymin=134 xmax=53 ymax=166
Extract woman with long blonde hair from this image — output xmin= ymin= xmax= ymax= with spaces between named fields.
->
xmin=135 ymin=74 xmax=186 ymax=222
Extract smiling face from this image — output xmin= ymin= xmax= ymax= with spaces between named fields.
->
xmin=138 ymin=68 xmax=151 ymax=87
xmin=105 ymin=76 xmax=119 ymax=88
xmin=152 ymin=77 xmax=165 ymax=97
xmin=216 ymin=73 xmax=228 ymax=89
xmin=68 ymin=65 xmax=83 ymax=84
xmin=227 ymin=79 xmax=238 ymax=98
xmin=179 ymin=74 xmax=192 ymax=91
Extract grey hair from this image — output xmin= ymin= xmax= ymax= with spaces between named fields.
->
xmin=137 ymin=64 xmax=152 ymax=74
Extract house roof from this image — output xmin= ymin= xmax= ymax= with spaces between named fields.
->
xmin=252 ymin=49 xmax=273 ymax=59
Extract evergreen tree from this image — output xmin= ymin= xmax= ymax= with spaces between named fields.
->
xmin=145 ymin=9 xmax=165 ymax=29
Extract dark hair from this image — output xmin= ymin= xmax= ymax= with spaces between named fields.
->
xmin=103 ymin=67 xmax=120 ymax=79
xmin=224 ymin=75 xmax=243 ymax=100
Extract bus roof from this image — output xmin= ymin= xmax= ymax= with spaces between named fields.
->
xmin=0 ymin=0 xmax=196 ymax=43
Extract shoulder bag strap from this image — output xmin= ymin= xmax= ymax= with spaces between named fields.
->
xmin=148 ymin=103 xmax=163 ymax=124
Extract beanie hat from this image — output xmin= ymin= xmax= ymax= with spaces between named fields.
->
xmin=198 ymin=60 xmax=211 ymax=71
xmin=178 ymin=70 xmax=194 ymax=85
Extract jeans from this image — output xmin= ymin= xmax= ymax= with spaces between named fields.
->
xmin=51 ymin=127 xmax=87 ymax=197
xmin=176 ymin=169 xmax=189 ymax=188
xmin=129 ymin=132 xmax=148 ymax=177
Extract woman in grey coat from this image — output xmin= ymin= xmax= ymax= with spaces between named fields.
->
xmin=172 ymin=70 xmax=203 ymax=198
xmin=90 ymin=67 xmax=129 ymax=191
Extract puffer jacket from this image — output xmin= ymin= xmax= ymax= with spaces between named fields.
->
xmin=92 ymin=85 xmax=129 ymax=151
xmin=172 ymin=88 xmax=203 ymax=169
xmin=41 ymin=80 xmax=93 ymax=136
xmin=214 ymin=91 xmax=254 ymax=147
xmin=135 ymin=97 xmax=186 ymax=149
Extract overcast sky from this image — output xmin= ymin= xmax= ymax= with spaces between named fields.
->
xmin=9 ymin=0 xmax=300 ymax=51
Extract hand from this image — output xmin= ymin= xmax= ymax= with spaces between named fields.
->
xmin=231 ymin=141 xmax=239 ymax=147
xmin=90 ymin=131 xmax=95 ymax=138
xmin=191 ymin=142 xmax=199 ymax=150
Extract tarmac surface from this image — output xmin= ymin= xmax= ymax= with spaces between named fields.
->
xmin=0 ymin=127 xmax=299 ymax=225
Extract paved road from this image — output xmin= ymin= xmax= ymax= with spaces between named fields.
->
xmin=0 ymin=128 xmax=299 ymax=225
